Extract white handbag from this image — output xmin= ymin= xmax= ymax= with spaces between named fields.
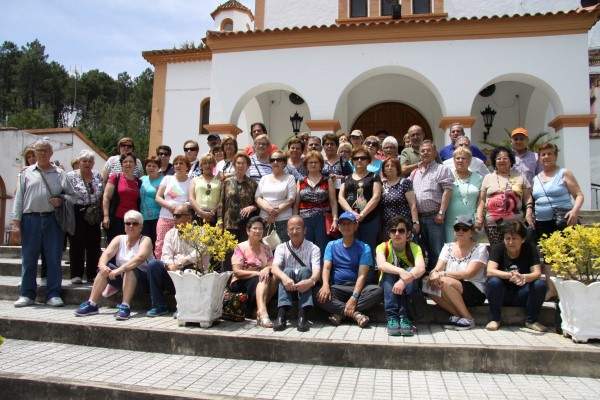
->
xmin=262 ymin=224 xmax=281 ymax=251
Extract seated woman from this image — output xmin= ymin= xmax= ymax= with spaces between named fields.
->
xmin=229 ymin=216 xmax=277 ymax=328
xmin=375 ymin=216 xmax=426 ymax=337
xmin=428 ymin=215 xmax=488 ymax=331
xmin=485 ymin=220 xmax=547 ymax=332
xmin=74 ymin=210 xmax=154 ymax=320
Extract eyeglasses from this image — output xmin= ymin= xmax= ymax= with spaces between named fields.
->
xmin=453 ymin=225 xmax=471 ymax=232
xmin=270 ymin=157 xmax=286 ymax=163
xmin=173 ymin=213 xmax=191 ymax=219
xmin=120 ymin=144 xmax=133 ymax=149
xmin=352 ymin=156 xmax=369 ymax=161
xmin=184 ymin=147 xmax=199 ymax=152
xmin=124 ymin=221 xmax=140 ymax=227
xmin=389 ymin=228 xmax=407 ymax=235
xmin=157 ymin=152 xmax=170 ymax=157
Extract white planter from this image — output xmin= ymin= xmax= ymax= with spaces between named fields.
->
xmin=551 ymin=277 xmax=600 ymax=343
xmin=168 ymin=270 xmax=232 ymax=328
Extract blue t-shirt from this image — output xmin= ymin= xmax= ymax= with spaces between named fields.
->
xmin=324 ymin=239 xmax=373 ymax=285
xmin=140 ymin=175 xmax=163 ymax=221
xmin=439 ymin=144 xmax=487 ymax=162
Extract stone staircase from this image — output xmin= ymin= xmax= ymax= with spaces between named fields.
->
xmin=0 ymin=245 xmax=599 ymax=399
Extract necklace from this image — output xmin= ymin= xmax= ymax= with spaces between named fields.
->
xmin=495 ymin=172 xmax=511 ymax=211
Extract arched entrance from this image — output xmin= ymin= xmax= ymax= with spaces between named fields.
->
xmin=351 ymin=102 xmax=432 ymax=142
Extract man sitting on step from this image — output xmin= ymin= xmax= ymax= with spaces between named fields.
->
xmin=316 ymin=211 xmax=383 ymax=328
xmin=270 ymin=216 xmax=321 ymax=332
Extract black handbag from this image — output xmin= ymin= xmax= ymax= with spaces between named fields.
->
xmin=81 ymin=172 xmax=102 ymax=225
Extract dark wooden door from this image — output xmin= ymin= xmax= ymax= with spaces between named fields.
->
xmin=351 ymin=102 xmax=432 ymax=142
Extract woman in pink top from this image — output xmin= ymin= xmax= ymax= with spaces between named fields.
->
xmin=229 ymin=216 xmax=276 ymax=328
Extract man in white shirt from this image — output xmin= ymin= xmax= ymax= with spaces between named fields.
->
xmin=270 ymin=216 xmax=321 ymax=332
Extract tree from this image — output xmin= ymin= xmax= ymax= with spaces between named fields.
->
xmin=16 ymin=40 xmax=50 ymax=109
xmin=0 ymin=41 xmax=22 ymax=121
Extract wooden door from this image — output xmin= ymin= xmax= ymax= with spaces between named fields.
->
xmin=351 ymin=102 xmax=432 ymax=143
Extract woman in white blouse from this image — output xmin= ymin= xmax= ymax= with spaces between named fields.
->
xmin=427 ymin=215 xmax=488 ymax=331
xmin=255 ymin=150 xmax=297 ymax=243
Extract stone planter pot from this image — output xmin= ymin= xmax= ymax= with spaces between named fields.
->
xmin=551 ymin=277 xmax=600 ymax=343
xmin=168 ymin=270 xmax=232 ymax=328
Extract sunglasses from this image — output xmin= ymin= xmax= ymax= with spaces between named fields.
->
xmin=270 ymin=157 xmax=286 ymax=163
xmin=206 ymin=183 xmax=212 ymax=196
xmin=364 ymin=141 xmax=379 ymax=147
xmin=453 ymin=225 xmax=471 ymax=232
xmin=124 ymin=221 xmax=140 ymax=227
xmin=352 ymin=156 xmax=369 ymax=161
xmin=389 ymin=228 xmax=407 ymax=235
xmin=173 ymin=213 xmax=191 ymax=219
xmin=184 ymin=147 xmax=199 ymax=152
xmin=157 ymin=152 xmax=170 ymax=157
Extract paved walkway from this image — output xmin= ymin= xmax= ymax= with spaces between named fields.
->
xmin=1 ymin=339 xmax=599 ymax=400
xmin=0 ymin=300 xmax=597 ymax=349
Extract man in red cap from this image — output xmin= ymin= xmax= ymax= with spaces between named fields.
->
xmin=510 ymin=127 xmax=541 ymax=185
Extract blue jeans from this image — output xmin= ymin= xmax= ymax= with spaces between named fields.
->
xmin=277 ymin=266 xmax=314 ymax=309
xmin=418 ymin=215 xmax=445 ymax=270
xmin=486 ymin=277 xmax=547 ymax=323
xmin=357 ymin=214 xmax=381 ymax=255
xmin=381 ymin=272 xmax=418 ymax=320
xmin=303 ymin=213 xmax=328 ymax=257
xmin=146 ymin=260 xmax=175 ymax=308
xmin=20 ymin=213 xmax=64 ymax=300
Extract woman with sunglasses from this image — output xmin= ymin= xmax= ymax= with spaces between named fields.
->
xmin=361 ymin=136 xmax=384 ymax=174
xmin=75 ymin=210 xmax=154 ymax=320
xmin=376 ymin=216 xmax=426 ymax=336
xmin=339 ymin=146 xmax=382 ymax=254
xmin=229 ymin=216 xmax=276 ymax=327
xmin=428 ymin=216 xmax=488 ymax=331
xmin=101 ymin=137 xmax=144 ymax=183
xmin=190 ymin=154 xmax=221 ymax=225
xmin=155 ymin=155 xmax=191 ymax=259
xmin=255 ymin=150 xmax=297 ymax=243
xmin=183 ymin=140 xmax=201 ymax=179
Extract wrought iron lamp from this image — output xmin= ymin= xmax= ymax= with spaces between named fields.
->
xmin=481 ymin=105 xmax=497 ymax=142
xmin=290 ymin=112 xmax=303 ymax=134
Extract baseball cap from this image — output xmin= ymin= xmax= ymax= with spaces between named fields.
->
xmin=350 ymin=130 xmax=363 ymax=137
xmin=511 ymin=127 xmax=528 ymax=137
xmin=453 ymin=215 xmax=474 ymax=228
xmin=338 ymin=211 xmax=358 ymax=223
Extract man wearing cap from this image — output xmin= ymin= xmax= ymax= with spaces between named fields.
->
xmin=349 ymin=130 xmax=364 ymax=149
xmin=400 ymin=125 xmax=424 ymax=176
xmin=439 ymin=123 xmax=487 ymax=163
xmin=244 ymin=122 xmax=279 ymax=156
xmin=511 ymin=127 xmax=540 ymax=185
xmin=316 ymin=211 xmax=383 ymax=328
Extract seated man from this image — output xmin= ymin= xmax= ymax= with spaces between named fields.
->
xmin=317 ymin=211 xmax=383 ymax=328
xmin=75 ymin=210 xmax=154 ymax=320
xmin=144 ymin=204 xmax=207 ymax=317
xmin=270 ymin=216 xmax=321 ymax=332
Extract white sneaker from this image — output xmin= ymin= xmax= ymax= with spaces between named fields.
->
xmin=46 ymin=297 xmax=64 ymax=307
xmin=14 ymin=296 xmax=34 ymax=308
xmin=71 ymin=277 xmax=82 ymax=284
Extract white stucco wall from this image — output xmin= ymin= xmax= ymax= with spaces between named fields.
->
xmin=213 ymin=9 xmax=253 ymax=32
xmin=445 ymin=0 xmax=580 ymax=18
xmin=162 ymin=61 xmax=211 ymax=155
xmin=263 ymin=0 xmax=338 ymax=29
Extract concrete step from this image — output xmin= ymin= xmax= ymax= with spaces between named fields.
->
xmin=0 ymin=302 xmax=598 ymax=378
xmin=580 ymin=210 xmax=600 ymax=225
xmin=3 ymin=339 xmax=598 ymax=400
xmin=0 ymin=275 xmax=558 ymax=327
xmin=0 ymin=246 xmax=69 ymax=260
xmin=0 ymin=258 xmax=70 ymax=277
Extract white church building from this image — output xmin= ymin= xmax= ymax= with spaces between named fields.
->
xmin=142 ymin=0 xmax=600 ymax=208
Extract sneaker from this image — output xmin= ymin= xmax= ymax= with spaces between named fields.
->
xmin=146 ymin=306 xmax=169 ymax=317
xmin=486 ymin=320 xmax=501 ymax=331
xmin=70 ymin=277 xmax=82 ymax=284
xmin=387 ymin=318 xmax=401 ymax=336
xmin=14 ymin=296 xmax=34 ymax=308
xmin=102 ymin=284 xmax=119 ymax=298
xmin=525 ymin=321 xmax=547 ymax=333
xmin=453 ymin=317 xmax=475 ymax=331
xmin=443 ymin=315 xmax=460 ymax=329
xmin=46 ymin=297 xmax=64 ymax=307
xmin=75 ymin=301 xmax=99 ymax=316
xmin=115 ymin=304 xmax=131 ymax=320
xmin=399 ymin=316 xmax=415 ymax=337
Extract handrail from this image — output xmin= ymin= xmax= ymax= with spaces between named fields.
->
xmin=592 ymin=183 xmax=600 ymax=210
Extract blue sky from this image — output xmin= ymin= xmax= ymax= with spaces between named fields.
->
xmin=1 ymin=0 xmax=255 ymax=78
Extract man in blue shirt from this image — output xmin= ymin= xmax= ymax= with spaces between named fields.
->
xmin=439 ymin=123 xmax=487 ymax=162
xmin=317 ymin=211 xmax=383 ymax=328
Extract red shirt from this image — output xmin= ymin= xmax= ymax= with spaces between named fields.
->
xmin=108 ymin=173 xmax=140 ymax=218
xmin=244 ymin=143 xmax=279 ymax=156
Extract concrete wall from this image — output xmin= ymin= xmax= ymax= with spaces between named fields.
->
xmin=162 ymin=61 xmax=211 ymax=155
xmin=213 ymin=9 xmax=254 ymax=32
xmin=263 ymin=0 xmax=338 ymax=29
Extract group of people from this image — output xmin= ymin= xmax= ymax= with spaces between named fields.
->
xmin=11 ymin=120 xmax=584 ymax=335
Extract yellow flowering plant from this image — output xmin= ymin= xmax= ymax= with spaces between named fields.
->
xmin=178 ymin=220 xmax=238 ymax=273
xmin=539 ymin=224 xmax=600 ymax=284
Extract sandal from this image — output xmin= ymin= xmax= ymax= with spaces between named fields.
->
xmin=257 ymin=313 xmax=273 ymax=328
xmin=328 ymin=314 xmax=343 ymax=326
xmin=352 ymin=311 xmax=370 ymax=328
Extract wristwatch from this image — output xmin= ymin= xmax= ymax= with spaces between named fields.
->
xmin=437 ymin=211 xmax=445 ymax=216
xmin=351 ymin=292 xmax=360 ymax=300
